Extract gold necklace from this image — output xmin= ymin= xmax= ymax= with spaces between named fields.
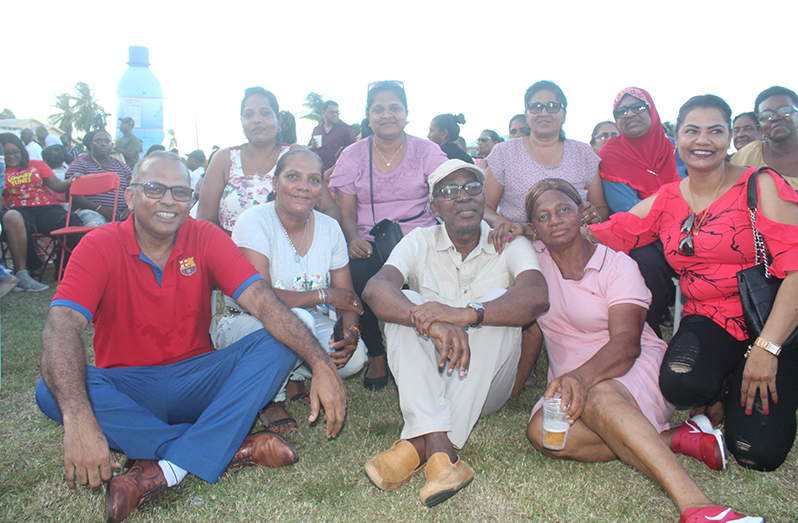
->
xmin=527 ymin=138 xmax=559 ymax=167
xmin=687 ymin=170 xmax=725 ymax=234
xmin=374 ymin=137 xmax=405 ymax=167
xmin=246 ymin=144 xmax=279 ymax=176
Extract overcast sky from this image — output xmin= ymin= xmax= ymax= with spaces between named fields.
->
xmin=7 ymin=0 xmax=797 ymax=154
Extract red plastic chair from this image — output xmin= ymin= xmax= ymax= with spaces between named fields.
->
xmin=29 ymin=191 xmax=69 ymax=276
xmin=2 ymin=191 xmax=67 ymax=275
xmin=49 ymin=172 xmax=120 ymax=284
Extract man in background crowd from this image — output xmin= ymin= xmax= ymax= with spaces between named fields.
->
xmin=186 ymin=149 xmax=206 ymax=191
xmin=20 ymin=129 xmax=43 ymax=161
xmin=309 ymin=101 xmax=356 ymax=171
xmin=36 ymin=125 xmax=60 ymax=148
xmin=65 ymin=130 xmax=132 ymax=225
xmin=114 ymin=117 xmax=142 ymax=169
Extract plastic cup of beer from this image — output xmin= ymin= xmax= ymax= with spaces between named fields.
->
xmin=542 ymin=395 xmax=570 ymax=451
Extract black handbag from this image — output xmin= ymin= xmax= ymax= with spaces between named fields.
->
xmin=366 ymin=136 xmax=425 ymax=264
xmin=736 ymin=168 xmax=798 ymax=350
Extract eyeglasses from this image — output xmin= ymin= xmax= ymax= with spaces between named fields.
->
xmin=595 ymin=132 xmax=619 ymax=141
xmin=130 ymin=182 xmax=193 ymax=202
xmin=678 ymin=212 xmax=695 ymax=256
xmin=437 ymin=181 xmax=484 ymax=200
xmin=367 ymin=80 xmax=405 ymax=93
xmin=756 ymin=105 xmax=798 ymax=122
xmin=477 ymin=136 xmax=492 ymax=143
xmin=510 ymin=127 xmax=531 ymax=137
xmin=4 ymin=148 xmax=21 ymax=157
xmin=526 ymin=102 xmax=565 ymax=114
xmin=613 ymin=101 xmax=650 ymax=119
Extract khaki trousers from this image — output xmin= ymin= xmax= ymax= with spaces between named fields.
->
xmin=385 ymin=289 xmax=522 ymax=448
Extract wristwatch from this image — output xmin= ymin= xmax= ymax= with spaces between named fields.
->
xmin=467 ymin=302 xmax=485 ymax=327
xmin=753 ymin=337 xmax=782 ymax=357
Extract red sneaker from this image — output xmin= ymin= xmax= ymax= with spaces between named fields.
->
xmin=680 ymin=505 xmax=764 ymax=522
xmin=672 ymin=414 xmax=727 ymax=470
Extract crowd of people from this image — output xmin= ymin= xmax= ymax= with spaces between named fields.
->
xmin=11 ymin=79 xmax=798 ymax=523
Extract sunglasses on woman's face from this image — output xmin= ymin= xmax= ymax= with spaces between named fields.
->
xmin=679 ymin=212 xmax=696 ymax=256
xmin=526 ymin=101 xmax=565 ymax=114
xmin=613 ymin=101 xmax=650 ymax=119
xmin=477 ymin=137 xmax=492 ymax=143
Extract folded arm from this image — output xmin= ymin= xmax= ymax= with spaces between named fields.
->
xmin=408 ymin=269 xmax=549 ymax=335
xmin=364 ymin=264 xmax=472 ymax=376
xmin=239 ymin=248 xmax=362 ymax=366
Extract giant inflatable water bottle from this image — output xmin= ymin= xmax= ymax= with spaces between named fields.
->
xmin=116 ymin=46 xmax=164 ymax=155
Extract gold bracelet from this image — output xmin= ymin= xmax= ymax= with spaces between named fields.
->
xmin=348 ymin=324 xmax=362 ymax=345
xmin=752 ymin=336 xmax=782 ymax=357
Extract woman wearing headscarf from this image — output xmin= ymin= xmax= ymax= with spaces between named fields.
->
xmin=599 ymin=87 xmax=679 ymax=337
xmin=600 ymin=86 xmax=679 ymax=212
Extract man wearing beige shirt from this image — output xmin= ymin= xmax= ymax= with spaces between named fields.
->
xmin=363 ymin=159 xmax=549 ymax=507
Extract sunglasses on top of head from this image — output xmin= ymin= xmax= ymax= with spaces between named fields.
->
xmin=367 ymin=80 xmax=405 ymax=94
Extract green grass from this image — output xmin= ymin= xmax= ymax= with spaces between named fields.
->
xmin=1 ymin=285 xmax=796 ymax=522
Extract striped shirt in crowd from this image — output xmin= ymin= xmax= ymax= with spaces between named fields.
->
xmin=65 ymin=154 xmax=132 ymax=213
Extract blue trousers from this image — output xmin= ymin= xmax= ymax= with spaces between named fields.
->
xmin=36 ymin=328 xmax=296 ymax=484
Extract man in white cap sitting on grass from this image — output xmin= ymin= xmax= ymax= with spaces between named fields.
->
xmin=362 ymin=159 xmax=549 ymax=507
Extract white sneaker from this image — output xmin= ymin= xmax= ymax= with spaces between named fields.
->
xmin=14 ymin=270 xmax=48 ymax=292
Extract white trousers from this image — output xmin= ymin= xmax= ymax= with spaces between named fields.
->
xmin=386 ymin=289 xmax=522 ymax=449
xmin=216 ymin=308 xmax=367 ymax=402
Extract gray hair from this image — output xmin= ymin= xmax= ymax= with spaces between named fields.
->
xmin=131 ymin=151 xmax=191 ymax=186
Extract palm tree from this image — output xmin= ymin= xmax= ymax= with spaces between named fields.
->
xmin=167 ymin=129 xmax=178 ymax=150
xmin=0 ymin=108 xmax=15 ymax=120
xmin=300 ymin=92 xmax=325 ymax=123
xmin=48 ymin=92 xmax=75 ymax=134
xmin=71 ymin=82 xmax=106 ymax=134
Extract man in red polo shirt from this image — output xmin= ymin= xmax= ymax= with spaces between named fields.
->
xmin=35 ymin=152 xmax=346 ymax=522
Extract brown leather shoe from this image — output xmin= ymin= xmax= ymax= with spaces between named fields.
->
xmin=228 ymin=431 xmax=298 ymax=470
xmin=365 ymin=440 xmax=424 ymax=491
xmin=419 ymin=452 xmax=474 ymax=507
xmin=105 ymin=459 xmax=170 ymax=523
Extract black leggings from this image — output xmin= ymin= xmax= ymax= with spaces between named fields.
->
xmin=348 ymin=243 xmax=386 ymax=359
xmin=628 ymin=241 xmax=676 ymax=339
xmin=8 ymin=206 xmax=80 ymax=271
xmin=660 ymin=315 xmax=798 ymax=471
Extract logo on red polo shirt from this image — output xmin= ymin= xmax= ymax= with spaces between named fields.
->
xmin=179 ymin=257 xmax=197 ymax=276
